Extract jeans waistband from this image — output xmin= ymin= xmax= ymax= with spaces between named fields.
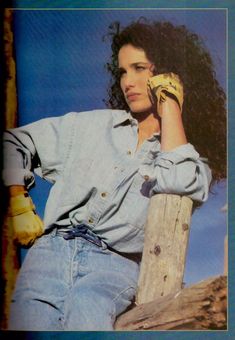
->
xmin=53 ymin=225 xmax=142 ymax=263
xmin=56 ymin=224 xmax=104 ymax=248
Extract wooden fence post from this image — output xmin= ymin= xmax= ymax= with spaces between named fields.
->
xmin=136 ymin=194 xmax=193 ymax=304
xmin=1 ymin=9 xmax=19 ymax=329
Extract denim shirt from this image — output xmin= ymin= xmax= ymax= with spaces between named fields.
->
xmin=3 ymin=109 xmax=212 ymax=253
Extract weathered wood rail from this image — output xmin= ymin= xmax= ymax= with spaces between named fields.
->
xmin=115 ymin=275 xmax=227 ymax=330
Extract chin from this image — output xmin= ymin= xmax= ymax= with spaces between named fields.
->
xmin=129 ymin=103 xmax=153 ymax=114
xmin=127 ymin=98 xmax=153 ymax=114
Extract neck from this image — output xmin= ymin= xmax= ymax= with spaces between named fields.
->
xmin=132 ymin=111 xmax=161 ymax=149
xmin=132 ymin=111 xmax=160 ymax=135
xmin=132 ymin=109 xmax=154 ymax=123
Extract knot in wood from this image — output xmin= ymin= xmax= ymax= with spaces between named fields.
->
xmin=182 ymin=223 xmax=189 ymax=231
xmin=143 ymin=322 xmax=149 ymax=329
xmin=154 ymin=245 xmax=161 ymax=256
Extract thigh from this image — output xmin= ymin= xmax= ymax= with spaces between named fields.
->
xmin=63 ymin=245 xmax=140 ymax=331
xmin=9 ymin=232 xmax=71 ymax=331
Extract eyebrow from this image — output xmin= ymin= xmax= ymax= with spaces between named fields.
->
xmin=118 ymin=62 xmax=152 ymax=70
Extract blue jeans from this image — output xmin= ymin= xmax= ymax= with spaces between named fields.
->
xmin=9 ymin=227 xmax=140 ymax=331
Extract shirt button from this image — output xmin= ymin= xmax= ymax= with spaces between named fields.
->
xmin=144 ymin=175 xmax=150 ymax=181
xmin=88 ymin=217 xmax=94 ymax=224
xmin=101 ymin=192 xmax=107 ymax=198
xmin=127 ymin=150 xmax=132 ymax=155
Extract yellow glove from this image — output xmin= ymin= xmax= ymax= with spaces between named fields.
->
xmin=8 ymin=191 xmax=44 ymax=246
xmin=148 ymin=73 xmax=184 ymax=114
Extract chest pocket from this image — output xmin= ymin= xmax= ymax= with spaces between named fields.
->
xmin=117 ymin=172 xmax=151 ymax=230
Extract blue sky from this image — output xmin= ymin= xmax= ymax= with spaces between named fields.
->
xmin=14 ymin=9 xmax=227 ymax=285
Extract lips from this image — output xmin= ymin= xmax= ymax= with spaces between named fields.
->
xmin=126 ymin=93 xmax=140 ymax=102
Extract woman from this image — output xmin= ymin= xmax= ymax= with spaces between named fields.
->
xmin=4 ymin=19 xmax=226 ymax=330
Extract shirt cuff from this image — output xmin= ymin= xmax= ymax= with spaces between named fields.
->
xmin=138 ymin=143 xmax=200 ymax=181
xmin=156 ymin=143 xmax=200 ymax=167
xmin=2 ymin=169 xmax=35 ymax=188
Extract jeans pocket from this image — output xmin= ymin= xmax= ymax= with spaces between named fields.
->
xmin=112 ymin=285 xmax=137 ymax=317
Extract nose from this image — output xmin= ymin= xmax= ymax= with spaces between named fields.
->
xmin=122 ymin=72 xmax=136 ymax=93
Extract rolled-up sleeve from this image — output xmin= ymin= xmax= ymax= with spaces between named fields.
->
xmin=3 ymin=129 xmax=38 ymax=188
xmin=139 ymin=143 xmax=212 ymax=202
xmin=2 ymin=113 xmax=75 ymax=188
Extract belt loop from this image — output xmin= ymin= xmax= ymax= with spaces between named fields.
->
xmin=51 ymin=227 xmax=57 ymax=237
xmin=43 ymin=226 xmax=57 ymax=237
xmin=101 ymin=240 xmax=108 ymax=250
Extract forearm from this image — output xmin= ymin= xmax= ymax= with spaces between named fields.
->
xmin=3 ymin=114 xmax=71 ymax=186
xmin=159 ymin=97 xmax=187 ymax=151
xmin=148 ymin=73 xmax=187 ymax=151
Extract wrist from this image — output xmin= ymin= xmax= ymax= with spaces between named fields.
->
xmin=8 ymin=194 xmax=35 ymax=217
xmin=8 ymin=185 xmax=27 ymax=197
xmin=158 ymin=96 xmax=182 ymax=118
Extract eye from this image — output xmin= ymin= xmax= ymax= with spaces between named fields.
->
xmin=135 ymin=65 xmax=146 ymax=71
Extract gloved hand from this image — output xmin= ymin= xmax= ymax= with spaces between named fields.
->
xmin=8 ymin=191 xmax=44 ymax=246
xmin=148 ymin=73 xmax=184 ymax=114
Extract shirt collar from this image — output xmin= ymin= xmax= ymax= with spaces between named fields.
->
xmin=112 ymin=110 xmax=136 ymax=127
xmin=148 ymin=132 xmax=161 ymax=141
xmin=112 ymin=109 xmax=161 ymax=140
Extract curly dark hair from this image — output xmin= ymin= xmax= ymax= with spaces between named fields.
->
xmin=105 ymin=19 xmax=227 ymax=183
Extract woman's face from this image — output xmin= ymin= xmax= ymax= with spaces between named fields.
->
xmin=118 ymin=44 xmax=154 ymax=114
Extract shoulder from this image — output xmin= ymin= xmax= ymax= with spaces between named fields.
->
xmin=63 ymin=109 xmax=127 ymax=125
